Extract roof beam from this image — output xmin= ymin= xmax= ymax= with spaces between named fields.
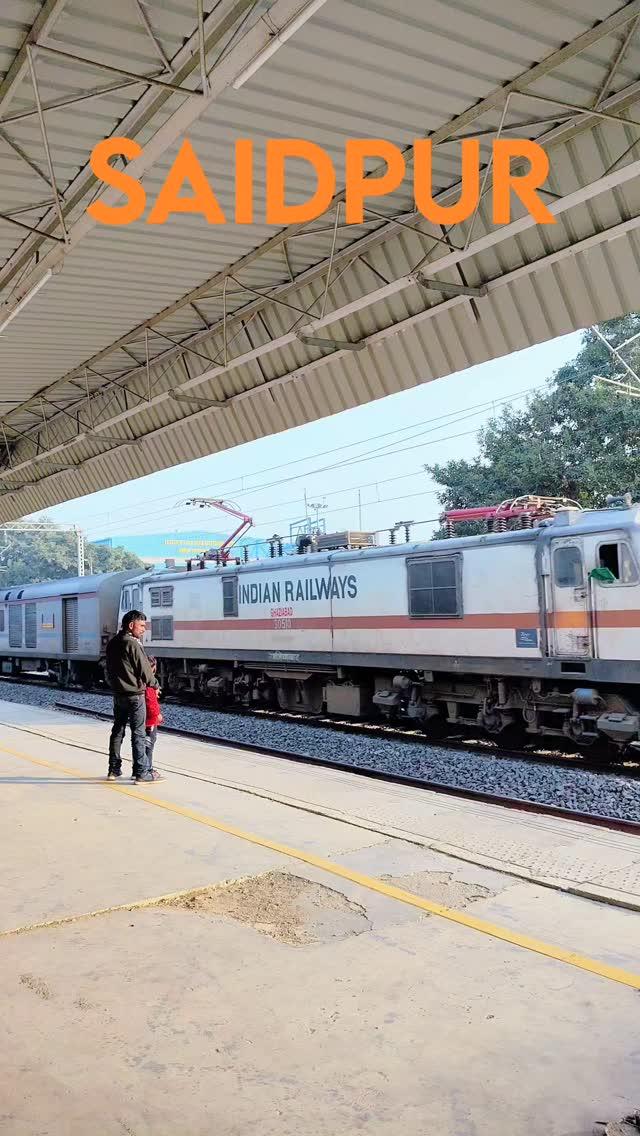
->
xmin=6 ymin=204 xmax=640 ymax=498
xmin=2 ymin=155 xmax=639 ymax=483
xmin=131 ymin=0 xmax=175 ymax=74
xmin=2 ymin=1 xmax=640 ymax=473
xmin=33 ymin=43 xmax=197 ymax=96
xmin=414 ymin=273 xmax=488 ymax=299
xmin=0 ymin=0 xmax=69 ymax=118
xmin=0 ymin=0 xmax=265 ymax=296
xmin=7 ymin=11 xmax=640 ymax=439
xmin=0 ymin=79 xmax=143 ymax=126
xmin=2 ymin=1 xmax=637 ymax=329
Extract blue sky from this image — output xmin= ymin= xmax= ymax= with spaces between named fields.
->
xmin=40 ymin=330 xmax=583 ymax=547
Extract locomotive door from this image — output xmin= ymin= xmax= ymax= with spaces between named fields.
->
xmin=548 ymin=538 xmax=592 ymax=657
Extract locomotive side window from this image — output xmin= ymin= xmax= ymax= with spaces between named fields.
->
xmin=223 ymin=576 xmax=238 ymax=617
xmin=150 ymin=617 xmax=173 ymax=640
xmin=553 ymin=545 xmax=583 ymax=588
xmin=407 ymin=557 xmax=460 ymax=617
xmin=597 ymin=541 xmax=639 ymax=584
xmin=151 ymin=590 xmax=175 ymax=608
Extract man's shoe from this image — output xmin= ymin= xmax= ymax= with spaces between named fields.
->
xmin=107 ymin=768 xmax=122 ymax=779
xmin=134 ymin=769 xmax=166 ymax=784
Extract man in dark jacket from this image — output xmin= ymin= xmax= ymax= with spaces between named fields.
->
xmin=105 ymin=609 xmax=165 ymax=784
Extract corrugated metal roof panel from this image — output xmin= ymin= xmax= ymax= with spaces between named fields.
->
xmin=1 ymin=0 xmax=640 ymax=518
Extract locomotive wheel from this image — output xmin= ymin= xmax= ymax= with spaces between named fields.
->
xmin=165 ymin=670 xmax=183 ymax=696
xmin=420 ymin=713 xmax=448 ymax=739
xmin=491 ymin=720 xmax=526 ymax=748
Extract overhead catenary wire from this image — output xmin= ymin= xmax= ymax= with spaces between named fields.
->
xmin=84 ymin=384 xmax=541 ymax=540
xmin=81 ymin=384 xmax=543 ymax=535
xmin=84 ymin=420 xmax=482 ymax=540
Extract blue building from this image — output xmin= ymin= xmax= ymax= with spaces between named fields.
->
xmin=94 ymin=531 xmax=291 ymax=567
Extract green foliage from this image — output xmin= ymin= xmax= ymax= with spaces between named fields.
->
xmin=0 ymin=519 xmax=143 ymax=585
xmin=428 ymin=315 xmax=640 ymax=536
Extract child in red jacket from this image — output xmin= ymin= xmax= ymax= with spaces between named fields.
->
xmin=145 ymin=658 xmax=164 ymax=772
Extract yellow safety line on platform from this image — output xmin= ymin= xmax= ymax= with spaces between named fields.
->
xmin=3 ymin=740 xmax=640 ymax=990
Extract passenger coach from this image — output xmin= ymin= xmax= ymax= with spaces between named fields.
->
xmin=0 ymin=571 xmax=139 ymax=686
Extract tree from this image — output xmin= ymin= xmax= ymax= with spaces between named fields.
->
xmin=86 ymin=542 xmax=144 ymax=575
xmin=0 ymin=519 xmax=143 ymax=586
xmin=428 ymin=315 xmax=640 ymax=534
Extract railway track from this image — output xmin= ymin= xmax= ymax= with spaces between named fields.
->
xmin=56 ymin=700 xmax=640 ymax=837
xmin=212 ymin=702 xmax=640 ymax=777
xmin=4 ymin=670 xmax=637 ymax=776
xmin=1 ymin=667 xmax=640 ymax=778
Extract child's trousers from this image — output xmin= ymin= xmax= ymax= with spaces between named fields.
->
xmin=145 ymin=726 xmax=157 ymax=766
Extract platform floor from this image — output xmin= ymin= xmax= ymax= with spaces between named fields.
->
xmin=1 ymin=698 xmax=639 ymax=1135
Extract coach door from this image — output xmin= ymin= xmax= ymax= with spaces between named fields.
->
xmin=62 ymin=597 xmax=79 ymax=653
xmin=548 ymin=538 xmax=591 ymax=657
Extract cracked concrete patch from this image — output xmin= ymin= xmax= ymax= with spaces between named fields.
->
xmin=160 ymin=870 xmax=371 ymax=945
xmin=381 ymin=870 xmax=496 ymax=909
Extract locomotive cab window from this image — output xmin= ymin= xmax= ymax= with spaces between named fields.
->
xmin=553 ymin=545 xmax=584 ymax=588
xmin=223 ymin=576 xmax=238 ymax=617
xmin=597 ymin=541 xmax=639 ymax=584
xmin=407 ymin=557 xmax=460 ymax=617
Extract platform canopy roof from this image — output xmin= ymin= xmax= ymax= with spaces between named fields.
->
xmin=1 ymin=0 xmax=640 ymax=521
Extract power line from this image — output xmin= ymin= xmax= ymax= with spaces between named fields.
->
xmin=86 ymin=385 xmax=539 ymax=540
xmin=83 ymin=383 xmax=543 ymax=533
xmin=91 ymin=468 xmax=433 ymax=541
xmin=84 ymin=419 xmax=480 ymax=540
xmin=239 ymin=490 xmax=443 ymax=538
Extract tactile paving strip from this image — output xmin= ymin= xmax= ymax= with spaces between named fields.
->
xmin=590 ymin=860 xmax=640 ymax=893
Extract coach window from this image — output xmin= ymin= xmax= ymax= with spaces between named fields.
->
xmin=407 ymin=557 xmax=460 ymax=617
xmin=131 ymin=586 xmax=141 ymax=608
xmin=0 ymin=610 xmax=4 ymax=633
xmin=8 ymin=605 xmax=22 ymax=648
xmin=223 ymin=576 xmax=238 ymax=617
xmin=553 ymin=545 xmax=584 ymax=588
xmin=25 ymin=603 xmax=37 ymax=649
xmin=597 ymin=541 xmax=639 ymax=584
